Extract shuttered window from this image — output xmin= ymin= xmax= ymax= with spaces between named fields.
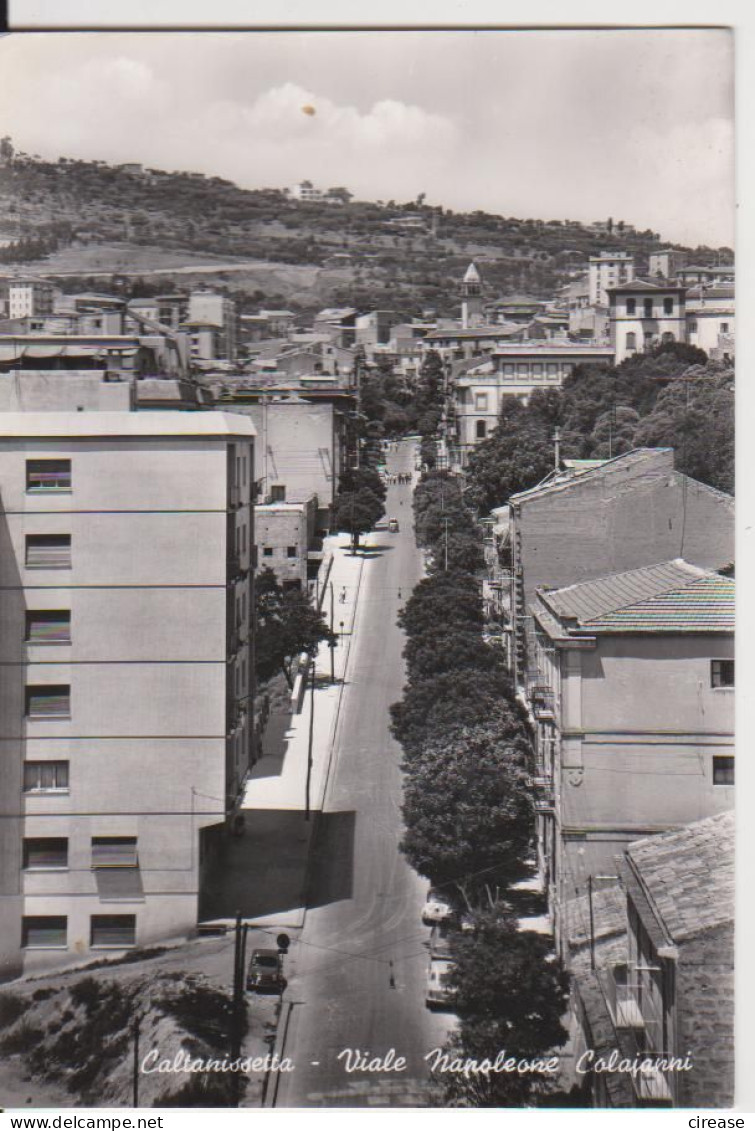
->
xmin=23 ymin=761 xmax=69 ymax=791
xmin=26 ymin=611 xmax=71 ymax=644
xmin=91 ymin=837 xmax=138 ymax=868
xmin=713 ymin=756 xmax=735 ymax=786
xmin=25 ymin=685 xmax=70 ymax=718
xmin=90 ymin=915 xmax=136 ymax=948
xmin=22 ymin=916 xmax=67 ymax=948
xmin=25 ymin=534 xmax=71 ymax=569
xmin=23 ymin=838 xmax=69 ymax=869
xmin=26 ymin=459 xmax=71 ymax=491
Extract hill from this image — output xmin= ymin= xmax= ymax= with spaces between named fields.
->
xmin=0 ymin=154 xmax=733 ymax=315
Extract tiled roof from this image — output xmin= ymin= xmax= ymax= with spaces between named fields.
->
xmin=626 ymin=811 xmax=734 ymax=942
xmin=539 ymin=560 xmax=733 ymax=633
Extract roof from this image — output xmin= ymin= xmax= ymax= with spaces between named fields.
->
xmin=0 ymin=411 xmax=256 ymax=439
xmin=463 ymin=262 xmax=481 ymax=284
xmin=510 ymin=447 xmax=675 ymax=504
xmin=314 ymin=307 xmax=357 ymax=322
xmin=624 ymin=811 xmax=734 ymax=942
xmin=537 ymin=559 xmax=734 ymax=634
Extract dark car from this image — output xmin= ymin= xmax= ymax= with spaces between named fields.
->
xmin=246 ymin=948 xmax=284 ymax=992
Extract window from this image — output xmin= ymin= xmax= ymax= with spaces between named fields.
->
xmin=23 ymin=761 xmax=69 ymax=792
xmin=503 ymin=364 xmax=515 ymax=375
xmin=22 ymin=916 xmax=67 ymax=949
xmin=263 ymin=547 xmax=273 ymax=558
xmin=711 ymin=659 xmax=734 ymax=688
xmin=25 ymin=611 xmax=71 ymax=644
xmin=643 ymin=298 xmax=654 ymax=318
xmin=23 ymin=838 xmax=68 ymax=869
xmin=474 ymin=392 xmax=488 ymax=411
xmin=476 ymin=420 xmax=487 ymax=439
xmin=721 ymin=322 xmax=729 ymax=333
xmin=91 ymin=837 xmax=138 ymax=868
xmin=688 ymin=320 xmax=698 ymax=333
xmin=25 ymin=685 xmax=70 ymax=719
xmin=626 ymin=298 xmax=636 ymax=315
xmin=25 ymin=534 xmax=71 ymax=569
xmin=546 ymin=363 xmax=558 ymax=374
xmin=26 ymin=459 xmax=71 ymax=492
xmin=90 ymin=914 xmax=136 ymax=948
xmin=626 ymin=332 xmax=637 ymax=350
xmin=532 ymin=364 xmax=543 ymax=375
xmin=663 ymin=298 xmax=674 ymax=315
xmin=287 ymin=546 xmax=297 ymax=558
xmin=517 ymin=363 xmax=528 ymax=374
xmin=713 ymin=756 xmax=734 ymax=786
xmin=270 ymin=485 xmax=286 ymax=502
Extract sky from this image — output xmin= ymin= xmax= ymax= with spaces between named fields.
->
xmin=0 ymin=29 xmax=734 ymax=247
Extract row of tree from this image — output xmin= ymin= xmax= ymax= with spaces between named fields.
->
xmin=392 ymin=471 xmax=570 ymax=1106
xmin=465 ymin=343 xmax=734 ymax=512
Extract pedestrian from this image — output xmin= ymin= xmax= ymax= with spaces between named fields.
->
xmin=339 ymin=586 xmax=346 ymax=604
xmin=397 ymin=588 xmax=402 ymax=600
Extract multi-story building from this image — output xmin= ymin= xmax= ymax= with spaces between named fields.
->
xmin=528 ymin=559 xmax=734 ymax=949
xmin=676 ymin=264 xmax=735 ymax=289
xmin=184 ymin=290 xmax=237 ymax=362
xmin=588 ymin=253 xmax=635 ymax=307
xmin=452 ymin=342 xmax=615 ymax=464
xmin=0 ymin=411 xmax=255 ymax=976
xmin=506 ymin=447 xmax=734 ymax=688
xmin=607 ymin=279 xmax=687 ymax=363
xmin=7 ymin=280 xmax=57 ymax=320
xmin=648 ymin=250 xmax=687 ymax=280
xmin=684 ymin=286 xmax=735 ymax=361
xmin=255 ymin=495 xmax=318 ymax=591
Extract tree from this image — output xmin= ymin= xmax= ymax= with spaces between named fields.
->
xmin=391 ymin=667 xmax=513 ymax=754
xmin=426 ymin=529 xmax=485 ymax=574
xmin=403 ymin=627 xmax=502 ymax=681
xmin=331 ymin=488 xmax=385 ymax=552
xmin=338 ymin=465 xmax=386 ymax=502
xmin=398 ymin=570 xmax=483 ymax=638
xmin=465 ymin=399 xmax=556 ymax=512
xmin=589 ymin=405 xmax=641 ymax=458
xmin=255 ymin=568 xmax=335 ymax=688
xmin=400 ymin=715 xmax=533 ymax=897
xmin=432 ymin=910 xmax=570 ymax=1107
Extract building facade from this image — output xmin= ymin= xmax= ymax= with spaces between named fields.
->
xmin=255 ymin=496 xmax=318 ymax=591
xmin=608 ymin=280 xmax=687 ymax=364
xmin=588 ymin=253 xmax=635 ymax=307
xmin=0 ymin=411 xmax=255 ymax=976
xmin=528 ymin=561 xmax=734 ymax=950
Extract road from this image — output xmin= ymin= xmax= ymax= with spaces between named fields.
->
xmin=273 ymin=440 xmax=454 ymax=1107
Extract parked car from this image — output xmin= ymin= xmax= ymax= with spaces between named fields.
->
xmin=246 ymin=948 xmax=284 ymax=993
xmin=422 ymin=889 xmax=453 ymax=925
xmin=388 ymin=518 xmax=400 ymax=533
xmin=374 ymin=517 xmax=389 ymax=531
xmin=425 ymin=957 xmax=457 ymax=1009
xmin=429 ymin=920 xmax=456 ymax=959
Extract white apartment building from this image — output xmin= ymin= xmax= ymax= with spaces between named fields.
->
xmin=588 ymin=253 xmax=635 ymax=307
xmin=7 ymin=280 xmax=57 ymax=320
xmin=452 ymin=343 xmax=615 ymax=465
xmin=607 ymin=280 xmax=687 ymax=364
xmin=0 ymin=411 xmax=255 ymax=976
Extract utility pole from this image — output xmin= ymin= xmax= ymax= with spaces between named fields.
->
xmin=305 ymin=653 xmax=315 ymax=820
xmin=552 ymin=426 xmax=561 ymax=470
xmin=132 ymin=1012 xmax=141 ymax=1107
xmin=442 ymin=516 xmax=451 ymax=572
xmin=231 ymin=910 xmax=249 ymax=1106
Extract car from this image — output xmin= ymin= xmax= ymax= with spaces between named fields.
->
xmin=246 ymin=948 xmax=284 ymax=993
xmin=374 ymin=517 xmax=389 ymax=531
xmin=425 ymin=957 xmax=457 ymax=1010
xmin=388 ymin=518 xmax=400 ymax=533
xmin=421 ymin=889 xmax=453 ymax=925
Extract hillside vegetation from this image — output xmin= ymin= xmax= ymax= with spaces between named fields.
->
xmin=0 ymin=155 xmax=731 ymax=314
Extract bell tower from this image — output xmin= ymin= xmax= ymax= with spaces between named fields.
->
xmin=461 ymin=262 xmax=483 ymax=328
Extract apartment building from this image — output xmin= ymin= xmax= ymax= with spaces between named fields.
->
xmin=7 ymin=280 xmax=57 ymax=320
xmin=452 ymin=343 xmax=615 ymax=464
xmin=507 ymin=448 xmax=734 ymax=688
xmin=608 ymin=280 xmax=687 ymax=363
xmin=0 ymin=411 xmax=255 ymax=976
xmin=588 ymin=253 xmax=635 ymax=307
xmin=255 ymin=495 xmax=318 ymax=591
xmin=528 ymin=560 xmax=734 ymax=951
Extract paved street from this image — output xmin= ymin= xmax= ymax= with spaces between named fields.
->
xmin=272 ymin=440 xmax=454 ymax=1107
